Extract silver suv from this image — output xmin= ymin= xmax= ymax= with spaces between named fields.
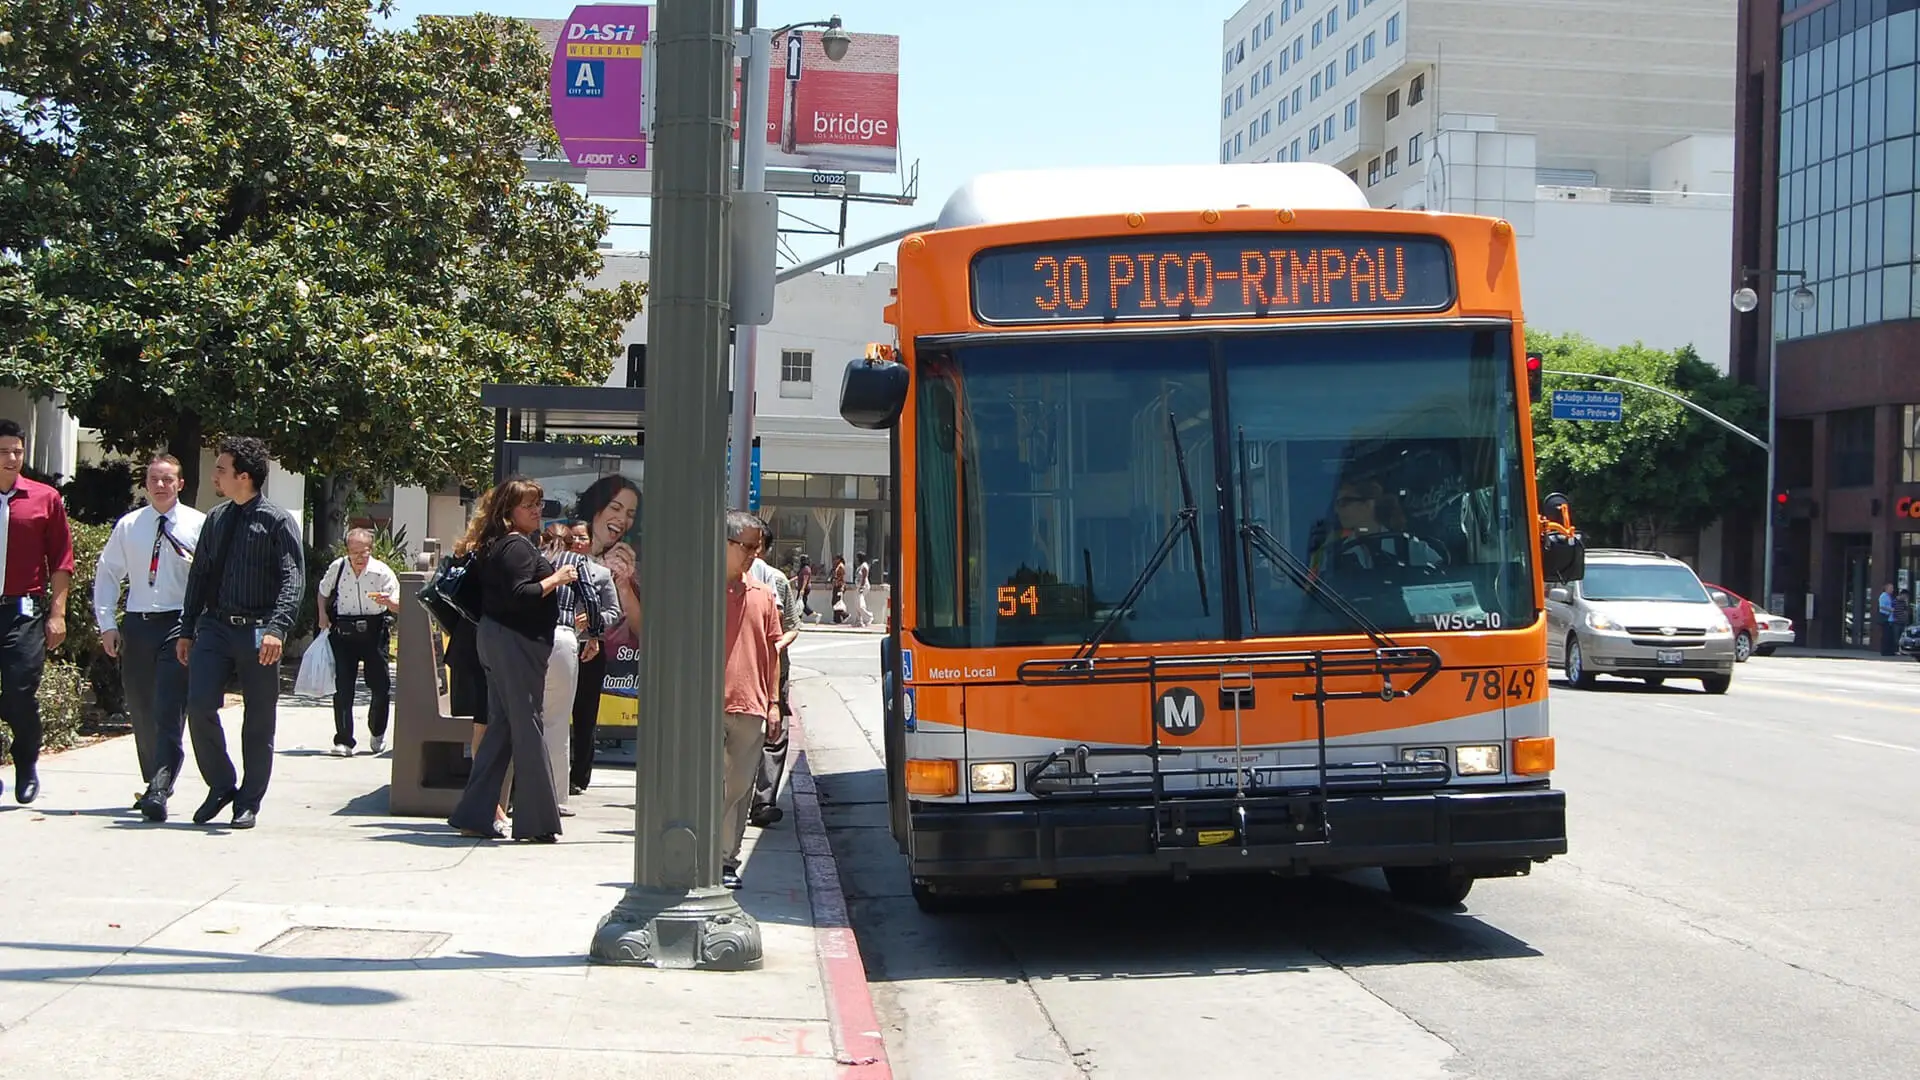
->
xmin=1546 ymin=549 xmax=1735 ymax=694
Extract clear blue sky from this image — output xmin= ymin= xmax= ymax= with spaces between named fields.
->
xmin=405 ymin=1 xmax=1236 ymax=270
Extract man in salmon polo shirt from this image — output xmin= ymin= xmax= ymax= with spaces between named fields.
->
xmin=719 ymin=510 xmax=782 ymax=891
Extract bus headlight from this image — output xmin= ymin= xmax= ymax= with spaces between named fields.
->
xmin=1400 ymin=746 xmax=1448 ymax=764
xmin=969 ymin=762 xmax=1019 ymax=793
xmin=1455 ymin=744 xmax=1502 ymax=775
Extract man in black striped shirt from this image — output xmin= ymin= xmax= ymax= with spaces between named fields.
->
xmin=176 ymin=436 xmax=306 ymax=830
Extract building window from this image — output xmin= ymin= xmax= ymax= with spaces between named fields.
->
xmin=1252 ymin=22 xmax=1263 ymax=49
xmin=1325 ymin=61 xmax=1337 ymax=88
xmin=1364 ymin=31 xmax=1376 ymax=61
xmin=1235 ymin=132 xmax=1244 ymax=154
xmin=1409 ymin=73 xmax=1426 ymax=105
xmin=1237 ymin=86 xmax=1245 ymax=108
xmin=1348 ymin=169 xmax=1360 ymax=183
xmin=1408 ymin=132 xmax=1423 ymax=162
xmin=1250 ymin=120 xmax=1260 ymax=144
xmin=1386 ymin=13 xmax=1400 ymax=44
xmin=1327 ymin=7 xmax=1339 ymax=33
xmin=1348 ymin=0 xmax=1360 ymax=14
xmin=1345 ymin=100 xmax=1358 ymax=130
xmin=1291 ymin=137 xmax=1302 ymax=159
xmin=1313 ymin=22 xmax=1323 ymax=47
xmin=780 ymin=349 xmax=814 ymax=396
xmin=1265 ymin=11 xmax=1276 ymax=34
xmin=1368 ymin=157 xmax=1381 ymax=185
xmin=1384 ymin=146 xmax=1399 ymax=176
xmin=1294 ymin=36 xmax=1304 ymax=62
xmin=1279 ymin=97 xmax=1290 ymax=122
xmin=1386 ymin=89 xmax=1400 ymax=120
xmin=1829 ymin=406 xmax=1875 ymax=488
xmin=1347 ymin=45 xmax=1359 ymax=73
xmin=1292 ymin=87 xmax=1303 ymax=112
xmin=1222 ymin=142 xmax=1233 ymax=164
xmin=1238 ymin=39 xmax=1247 ymax=62
xmin=1903 ymin=406 xmax=1920 ymax=483
xmin=1311 ymin=73 xmax=1322 ymax=99
xmin=1309 ymin=126 xmax=1321 ymax=152
xmin=1263 ymin=110 xmax=1273 ymax=136
xmin=1324 ymin=116 xmax=1336 ymax=142
xmin=1264 ymin=59 xmax=1275 ymax=85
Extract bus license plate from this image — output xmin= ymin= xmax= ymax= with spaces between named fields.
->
xmin=1656 ymin=649 xmax=1683 ymax=665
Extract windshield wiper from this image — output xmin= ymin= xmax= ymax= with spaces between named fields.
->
xmin=1234 ymin=427 xmax=1397 ymax=651
xmin=1074 ymin=410 xmax=1210 ymax=661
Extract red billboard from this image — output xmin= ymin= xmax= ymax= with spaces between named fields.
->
xmin=735 ymin=29 xmax=900 ymax=175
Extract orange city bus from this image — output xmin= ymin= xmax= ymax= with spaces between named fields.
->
xmin=838 ymin=163 xmax=1586 ymax=912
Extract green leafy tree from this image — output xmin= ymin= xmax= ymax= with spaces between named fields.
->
xmin=0 ymin=1 xmax=644 ymax=500
xmin=1528 ymin=331 xmax=1765 ymax=547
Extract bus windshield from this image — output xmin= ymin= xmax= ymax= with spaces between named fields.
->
xmin=911 ymin=325 xmax=1536 ymax=648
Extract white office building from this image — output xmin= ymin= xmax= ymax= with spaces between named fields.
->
xmin=1217 ymin=0 xmax=1741 ymax=370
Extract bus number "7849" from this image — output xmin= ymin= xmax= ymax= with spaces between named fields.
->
xmin=1458 ymin=668 xmax=1539 ymax=702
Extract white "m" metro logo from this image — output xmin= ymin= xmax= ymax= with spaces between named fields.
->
xmin=1157 ymin=687 xmax=1203 ymax=736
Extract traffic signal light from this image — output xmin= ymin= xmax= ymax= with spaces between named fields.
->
xmin=1526 ymin=352 xmax=1543 ymax=401
xmin=1772 ymin=490 xmax=1790 ymax=526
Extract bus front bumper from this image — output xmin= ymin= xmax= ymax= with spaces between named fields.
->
xmin=906 ymin=786 xmax=1566 ymax=884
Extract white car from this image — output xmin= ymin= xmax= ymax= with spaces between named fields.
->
xmin=1750 ymin=607 xmax=1795 ymax=655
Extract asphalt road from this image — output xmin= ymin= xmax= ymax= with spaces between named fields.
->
xmin=788 ymin=635 xmax=1920 ymax=1080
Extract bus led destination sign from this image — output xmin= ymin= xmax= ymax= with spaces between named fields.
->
xmin=970 ymin=233 xmax=1455 ymax=324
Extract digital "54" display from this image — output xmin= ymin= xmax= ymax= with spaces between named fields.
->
xmin=970 ymin=232 xmax=1455 ymax=324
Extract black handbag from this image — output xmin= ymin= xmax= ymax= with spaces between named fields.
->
xmin=417 ymin=549 xmax=484 ymax=634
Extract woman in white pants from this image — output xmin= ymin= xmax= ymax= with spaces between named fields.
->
xmin=540 ymin=528 xmax=604 ymax=817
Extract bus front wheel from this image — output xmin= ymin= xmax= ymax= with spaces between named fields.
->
xmin=1384 ymin=864 xmax=1474 ymax=907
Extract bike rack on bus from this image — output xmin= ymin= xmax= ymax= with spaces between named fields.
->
xmin=1014 ymin=645 xmax=1447 ymax=853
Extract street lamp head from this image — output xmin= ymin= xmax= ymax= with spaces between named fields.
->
xmin=1731 ymin=286 xmax=1759 ymax=313
xmin=820 ymin=16 xmax=851 ymax=61
xmin=1790 ymin=284 xmax=1816 ymax=312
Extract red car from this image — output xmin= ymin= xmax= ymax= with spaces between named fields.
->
xmin=1704 ymin=582 xmax=1760 ymax=662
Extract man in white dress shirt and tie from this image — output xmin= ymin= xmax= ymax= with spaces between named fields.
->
xmin=93 ymin=454 xmax=206 ymax=822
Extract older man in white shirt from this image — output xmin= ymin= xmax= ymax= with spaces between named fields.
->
xmin=316 ymin=528 xmax=401 ymax=756
xmin=94 ymin=454 xmax=206 ymax=823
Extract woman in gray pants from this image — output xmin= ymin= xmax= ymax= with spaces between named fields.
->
xmin=448 ymin=477 xmax=576 ymax=842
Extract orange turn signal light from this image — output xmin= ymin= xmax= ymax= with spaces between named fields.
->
xmin=905 ymin=759 xmax=959 ymax=797
xmin=1512 ymin=737 xmax=1555 ymax=775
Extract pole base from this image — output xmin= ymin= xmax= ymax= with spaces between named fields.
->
xmin=589 ymin=885 xmax=763 ymax=970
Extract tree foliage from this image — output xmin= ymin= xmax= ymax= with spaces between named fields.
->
xmin=0 ymin=0 xmax=644 ymax=495
xmin=1528 ymin=331 xmax=1765 ymax=545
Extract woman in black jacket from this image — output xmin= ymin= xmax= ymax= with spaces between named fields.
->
xmin=447 ymin=476 xmax=577 ymax=842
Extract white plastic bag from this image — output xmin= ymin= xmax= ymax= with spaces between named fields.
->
xmin=295 ymin=631 xmax=335 ymax=697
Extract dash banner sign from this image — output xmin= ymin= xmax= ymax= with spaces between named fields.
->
xmin=550 ymin=4 xmax=650 ymax=170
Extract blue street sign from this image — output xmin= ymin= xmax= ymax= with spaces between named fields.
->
xmin=1551 ymin=389 xmax=1624 ymax=422
xmin=727 ymin=440 xmax=765 ymax=512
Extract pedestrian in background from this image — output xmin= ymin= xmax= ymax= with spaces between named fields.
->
xmin=0 ymin=418 xmax=75 ymax=806
xmin=178 ymin=436 xmax=305 ymax=830
xmin=446 ymin=477 xmax=573 ymax=843
xmin=316 ymin=528 xmax=400 ymax=756
xmin=540 ymin=521 xmax=604 ymax=816
xmin=93 ymin=453 xmax=204 ymax=821
xmin=853 ymin=550 xmax=873 ymax=627
xmin=720 ymin=510 xmax=782 ymax=890
xmin=566 ymin=519 xmax=622 ymax=795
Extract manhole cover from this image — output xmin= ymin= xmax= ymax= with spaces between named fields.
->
xmin=257 ymin=926 xmax=449 ymax=961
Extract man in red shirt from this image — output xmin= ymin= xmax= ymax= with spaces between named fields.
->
xmin=0 ymin=419 xmax=76 ymax=805
xmin=720 ymin=510 xmax=782 ymax=891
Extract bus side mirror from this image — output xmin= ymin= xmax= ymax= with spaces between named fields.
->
xmin=1539 ymin=490 xmax=1586 ymax=583
xmin=840 ymin=358 xmax=909 ymax=430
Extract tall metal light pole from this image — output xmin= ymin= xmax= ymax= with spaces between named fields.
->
xmin=728 ymin=9 xmax=850 ymax=509
xmin=590 ymin=0 xmax=760 ymax=970
xmin=1732 ymin=272 xmax=1816 ymax=613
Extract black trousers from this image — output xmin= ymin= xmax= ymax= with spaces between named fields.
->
xmin=329 ymin=628 xmax=392 ymax=749
xmin=185 ymin=618 xmax=282 ymax=813
xmin=120 ymin=612 xmax=188 ymax=792
xmin=0 ymin=603 xmax=47 ymax=780
xmin=570 ymin=651 xmax=607 ymax=791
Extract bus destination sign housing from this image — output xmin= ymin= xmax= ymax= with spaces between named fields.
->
xmin=970 ymin=232 xmax=1456 ymax=325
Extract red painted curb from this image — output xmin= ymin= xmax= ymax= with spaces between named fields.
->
xmin=788 ymin=708 xmax=893 ymax=1080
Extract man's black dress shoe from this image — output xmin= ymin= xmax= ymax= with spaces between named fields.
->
xmin=193 ymin=790 xmax=236 ymax=825
xmin=231 ymin=808 xmax=258 ymax=830
xmin=16 ymin=772 xmax=39 ymax=805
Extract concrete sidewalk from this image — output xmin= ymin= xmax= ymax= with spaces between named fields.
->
xmin=0 ymin=693 xmax=887 ymax=1079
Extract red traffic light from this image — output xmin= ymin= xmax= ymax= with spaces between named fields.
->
xmin=1526 ymin=353 xmax=1543 ymax=372
xmin=1775 ymin=491 xmax=1790 ymax=504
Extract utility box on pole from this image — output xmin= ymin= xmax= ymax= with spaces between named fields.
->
xmin=730 ymin=191 xmax=778 ymax=326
